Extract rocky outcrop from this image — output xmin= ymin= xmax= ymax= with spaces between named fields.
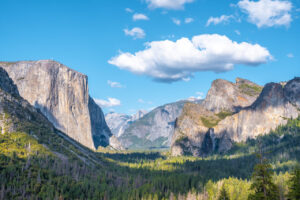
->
xmin=119 ymin=100 xmax=190 ymax=149
xmin=0 ymin=66 xmax=54 ymax=135
xmin=171 ymin=78 xmax=300 ymax=156
xmin=202 ymin=78 xmax=262 ymax=113
xmin=0 ymin=60 xmax=116 ymax=150
xmin=105 ymin=110 xmax=147 ymax=138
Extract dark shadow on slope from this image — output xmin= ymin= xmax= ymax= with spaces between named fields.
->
xmin=101 ymin=151 xmax=166 ymax=163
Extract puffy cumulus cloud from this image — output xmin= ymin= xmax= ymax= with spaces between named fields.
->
xmin=133 ymin=13 xmax=149 ymax=21
xmin=206 ymin=15 xmax=234 ymax=26
xmin=94 ymin=98 xmax=121 ymax=108
xmin=146 ymin=0 xmax=194 ymax=10
xmin=287 ymin=53 xmax=294 ymax=58
xmin=108 ymin=34 xmax=272 ymax=83
xmin=107 ymin=80 xmax=125 ymax=88
xmin=238 ymin=0 xmax=292 ymax=27
xmin=124 ymin=27 xmax=146 ymax=39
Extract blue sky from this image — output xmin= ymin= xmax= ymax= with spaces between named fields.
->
xmin=1 ymin=0 xmax=299 ymax=114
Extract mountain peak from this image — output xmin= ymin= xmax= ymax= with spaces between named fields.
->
xmin=202 ymin=77 xmax=262 ymax=113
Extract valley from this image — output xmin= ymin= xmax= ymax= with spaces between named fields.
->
xmin=0 ymin=60 xmax=299 ymax=199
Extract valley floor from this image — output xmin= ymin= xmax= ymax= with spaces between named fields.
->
xmin=1 ymin=117 xmax=300 ymax=199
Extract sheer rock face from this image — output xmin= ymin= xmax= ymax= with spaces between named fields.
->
xmin=202 ymin=78 xmax=262 ymax=113
xmin=0 ymin=66 xmax=54 ymax=135
xmin=0 ymin=60 xmax=114 ymax=150
xmin=171 ymin=78 xmax=300 ymax=156
xmin=88 ymin=97 xmax=113 ymax=148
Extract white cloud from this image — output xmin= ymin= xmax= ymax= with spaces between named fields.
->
xmin=172 ymin=18 xmax=181 ymax=25
xmin=188 ymin=92 xmax=205 ymax=101
xmin=287 ymin=53 xmax=294 ymax=58
xmin=107 ymin=80 xmax=125 ymax=88
xmin=185 ymin=18 xmax=194 ymax=23
xmin=238 ymin=0 xmax=292 ymax=27
xmin=94 ymin=98 xmax=121 ymax=108
xmin=206 ymin=15 xmax=234 ymax=26
xmin=133 ymin=13 xmax=149 ymax=21
xmin=124 ymin=27 xmax=146 ymax=39
xmin=196 ymin=92 xmax=205 ymax=99
xmin=146 ymin=0 xmax=194 ymax=10
xmin=125 ymin=8 xmax=133 ymax=13
xmin=109 ymin=34 xmax=272 ymax=83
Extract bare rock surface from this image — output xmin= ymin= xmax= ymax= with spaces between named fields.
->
xmin=171 ymin=78 xmax=300 ymax=156
xmin=0 ymin=60 xmax=118 ymax=150
xmin=119 ymin=101 xmax=189 ymax=149
xmin=202 ymin=78 xmax=262 ymax=113
xmin=105 ymin=110 xmax=147 ymax=138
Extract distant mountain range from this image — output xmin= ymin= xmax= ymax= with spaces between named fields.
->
xmin=105 ymin=110 xmax=148 ymax=138
xmin=2 ymin=60 xmax=299 ymax=157
xmin=106 ymin=99 xmax=203 ymax=150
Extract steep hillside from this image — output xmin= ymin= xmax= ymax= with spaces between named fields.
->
xmin=171 ymin=78 xmax=300 ymax=156
xmin=0 ymin=66 xmax=101 ymax=164
xmin=0 ymin=60 xmax=119 ymax=150
xmin=0 ymin=66 xmax=132 ymax=199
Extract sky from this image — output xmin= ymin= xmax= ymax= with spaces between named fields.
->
xmin=1 ymin=0 xmax=299 ymax=114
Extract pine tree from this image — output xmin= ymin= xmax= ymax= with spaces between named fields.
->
xmin=248 ymin=155 xmax=280 ymax=200
xmin=287 ymin=166 xmax=300 ymax=200
xmin=218 ymin=184 xmax=230 ymax=200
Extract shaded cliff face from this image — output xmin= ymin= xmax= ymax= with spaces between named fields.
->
xmin=0 ymin=60 xmax=113 ymax=150
xmin=171 ymin=103 xmax=217 ymax=156
xmin=88 ymin=97 xmax=112 ymax=147
xmin=119 ymin=101 xmax=188 ymax=150
xmin=202 ymin=78 xmax=262 ymax=113
xmin=171 ymin=78 xmax=300 ymax=156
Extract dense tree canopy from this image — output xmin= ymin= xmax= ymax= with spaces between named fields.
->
xmin=0 ymin=117 xmax=299 ymax=199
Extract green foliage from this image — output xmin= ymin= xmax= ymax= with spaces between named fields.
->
xmin=287 ymin=166 xmax=300 ymax=200
xmin=1 ymin=114 xmax=300 ymax=199
xmin=218 ymin=184 xmax=230 ymax=200
xmin=201 ymin=111 xmax=233 ymax=128
xmin=239 ymin=84 xmax=263 ymax=96
xmin=248 ymin=157 xmax=280 ymax=200
xmin=216 ymin=111 xmax=233 ymax=120
xmin=0 ymin=131 xmax=52 ymax=158
xmin=201 ymin=116 xmax=220 ymax=128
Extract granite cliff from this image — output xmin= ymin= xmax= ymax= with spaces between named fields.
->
xmin=105 ymin=110 xmax=147 ymax=138
xmin=118 ymin=100 xmax=199 ymax=149
xmin=202 ymin=78 xmax=262 ymax=113
xmin=0 ymin=66 xmax=104 ymax=166
xmin=0 ymin=60 xmax=120 ymax=150
xmin=171 ymin=77 xmax=300 ymax=156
